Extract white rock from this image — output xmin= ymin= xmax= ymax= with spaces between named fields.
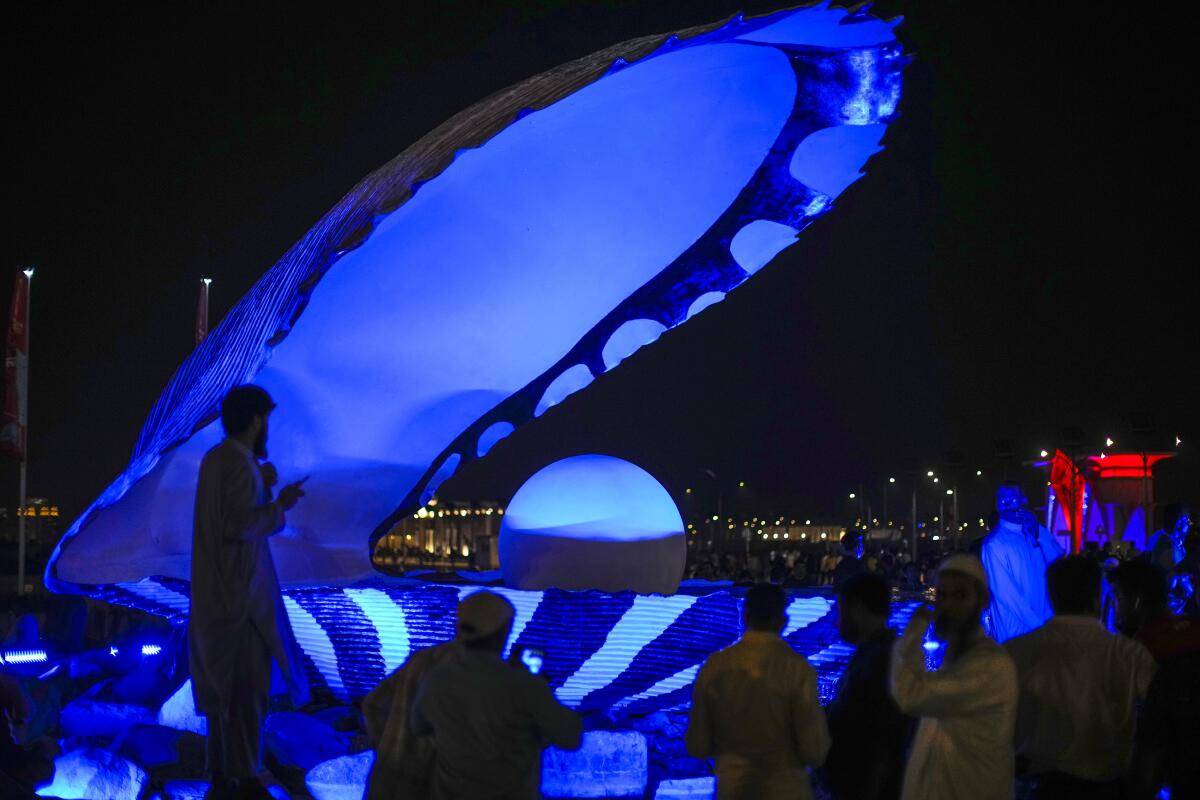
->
xmin=157 ymin=680 xmax=207 ymax=735
xmin=542 ymin=730 xmax=647 ymax=798
xmin=305 ymin=751 xmax=374 ymax=800
xmin=654 ymin=776 xmax=715 ymax=800
xmin=36 ymin=747 xmax=147 ymax=800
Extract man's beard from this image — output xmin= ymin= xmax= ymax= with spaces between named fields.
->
xmin=253 ymin=425 xmax=268 ymax=459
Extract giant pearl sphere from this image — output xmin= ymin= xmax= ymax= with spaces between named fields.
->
xmin=499 ymin=455 xmax=686 ymax=595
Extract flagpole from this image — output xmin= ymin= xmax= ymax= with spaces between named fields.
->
xmin=16 ymin=267 xmax=32 ymax=595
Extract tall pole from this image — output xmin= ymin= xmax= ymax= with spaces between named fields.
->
xmin=16 ymin=268 xmax=32 ymax=595
xmin=910 ymin=486 xmax=917 ymax=561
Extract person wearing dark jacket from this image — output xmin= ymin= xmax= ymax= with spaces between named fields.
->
xmin=822 ymin=573 xmax=913 ymax=799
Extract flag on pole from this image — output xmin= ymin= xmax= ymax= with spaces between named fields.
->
xmin=0 ymin=270 xmax=31 ymax=459
xmin=195 ymin=278 xmax=211 ymax=345
xmin=1050 ymin=449 xmax=1086 ymax=554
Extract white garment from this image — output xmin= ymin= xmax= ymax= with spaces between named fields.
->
xmin=687 ymin=631 xmax=830 ymax=800
xmin=981 ymin=520 xmax=1064 ymax=642
xmin=892 ymin=618 xmax=1017 ymax=800
xmin=1004 ymin=615 xmax=1157 ymax=781
xmin=189 ymin=438 xmax=309 ymax=716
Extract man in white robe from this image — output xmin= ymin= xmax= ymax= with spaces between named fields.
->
xmin=892 ymin=554 xmax=1018 ymax=800
xmin=981 ymin=483 xmax=1064 ymax=642
xmin=189 ymin=385 xmax=309 ymax=800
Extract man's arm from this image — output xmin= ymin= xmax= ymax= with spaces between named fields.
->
xmin=792 ymin=661 xmax=830 ymax=768
xmin=528 ymin=680 xmax=582 ymax=750
xmin=684 ymin=664 xmax=714 ymax=760
xmin=891 ymin=615 xmax=1012 ymax=718
xmin=221 ymin=456 xmax=285 ymax=541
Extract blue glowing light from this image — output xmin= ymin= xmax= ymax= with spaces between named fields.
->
xmin=0 ymin=647 xmax=47 ymax=665
xmin=47 ymin=4 xmax=904 ymax=593
xmin=109 ymin=646 xmax=119 ymax=657
xmin=499 ymin=455 xmax=686 ymax=594
xmin=504 ymin=456 xmax=682 ymax=542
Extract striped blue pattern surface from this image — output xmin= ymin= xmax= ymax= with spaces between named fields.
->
xmin=109 ymin=577 xmax=924 ymax=711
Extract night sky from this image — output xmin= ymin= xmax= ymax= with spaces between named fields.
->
xmin=6 ymin=1 xmax=1197 ymax=533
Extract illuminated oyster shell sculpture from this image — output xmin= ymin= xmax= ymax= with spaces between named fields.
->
xmin=48 ymin=3 xmax=903 ymax=592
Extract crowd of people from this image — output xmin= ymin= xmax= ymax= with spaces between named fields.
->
xmin=9 ymin=384 xmax=1194 ymax=800
xmin=188 ymin=387 xmax=1200 ymax=799
xmin=682 ymin=484 xmax=1197 ymax=800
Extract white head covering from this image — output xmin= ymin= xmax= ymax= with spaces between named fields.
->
xmin=456 ymin=590 xmax=515 ymax=642
xmin=939 ymin=554 xmax=990 ymax=600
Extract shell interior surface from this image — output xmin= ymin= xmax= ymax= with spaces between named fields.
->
xmin=48 ymin=3 xmax=903 ymax=591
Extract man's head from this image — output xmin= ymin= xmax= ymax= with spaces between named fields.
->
xmin=996 ymin=482 xmax=1027 ymax=514
xmin=221 ymin=385 xmax=275 ymax=459
xmin=836 ymin=572 xmax=890 ymax=644
xmin=1046 ymin=556 xmax=1101 ymax=617
xmin=456 ymin=590 xmax=515 ymax=653
xmin=744 ymin=583 xmax=788 ymax=634
xmin=934 ymin=555 xmax=988 ymax=642
xmin=1109 ymin=559 xmax=1169 ymax=637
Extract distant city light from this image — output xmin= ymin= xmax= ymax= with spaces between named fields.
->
xmin=975 ymin=470 xmax=982 ymax=476
xmin=932 ymin=535 xmax=940 ymax=541
xmin=1105 ymin=437 xmax=1114 ymax=447
xmin=889 ymin=477 xmax=896 ymax=483
xmin=933 ymin=477 xmax=939 ymax=483
xmin=1039 ymin=449 xmax=1049 ymax=458
xmin=848 ymin=492 xmax=856 ymax=499
xmin=805 ymin=519 xmax=811 ymax=525
xmin=945 ymin=489 xmax=953 ymax=495
xmin=738 ymin=481 xmax=746 ymax=488
xmin=926 ymin=471 xmax=934 ymax=477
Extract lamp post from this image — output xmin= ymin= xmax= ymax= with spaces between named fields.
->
xmin=16 ymin=268 xmax=33 ymax=595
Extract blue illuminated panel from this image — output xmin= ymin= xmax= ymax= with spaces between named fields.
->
xmin=107 ymin=576 xmax=923 ymax=712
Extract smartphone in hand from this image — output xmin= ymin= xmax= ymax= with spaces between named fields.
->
xmin=517 ymin=647 xmax=545 ymax=676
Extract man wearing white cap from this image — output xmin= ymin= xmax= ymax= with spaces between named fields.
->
xmin=410 ymin=590 xmax=582 ymax=799
xmin=891 ymin=554 xmax=1018 ymax=800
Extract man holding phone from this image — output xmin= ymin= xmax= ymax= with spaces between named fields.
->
xmin=981 ymin=483 xmax=1064 ymax=642
xmin=189 ymin=385 xmax=310 ymax=800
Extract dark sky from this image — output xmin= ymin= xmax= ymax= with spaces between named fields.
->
xmin=6 ymin=1 xmax=1197 ymax=530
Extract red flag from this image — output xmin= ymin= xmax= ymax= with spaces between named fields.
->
xmin=1050 ymin=449 xmax=1086 ymax=554
xmin=195 ymin=278 xmax=210 ymax=345
xmin=1 ymin=270 xmax=31 ymax=459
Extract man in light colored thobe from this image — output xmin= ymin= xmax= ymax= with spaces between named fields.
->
xmin=687 ymin=583 xmax=830 ymax=800
xmin=1005 ymin=556 xmax=1156 ymax=797
xmin=189 ymin=385 xmax=309 ymax=800
xmin=981 ymin=483 xmax=1064 ymax=642
xmin=892 ymin=554 xmax=1018 ymax=800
